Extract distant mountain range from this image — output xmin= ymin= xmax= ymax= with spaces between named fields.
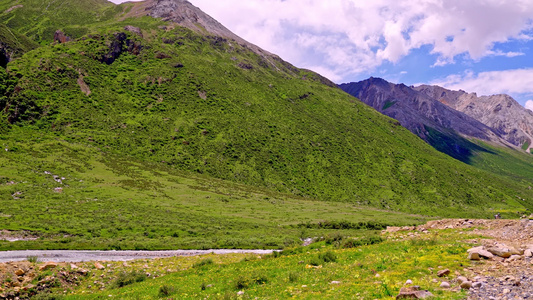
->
xmin=340 ymin=78 xmax=533 ymax=161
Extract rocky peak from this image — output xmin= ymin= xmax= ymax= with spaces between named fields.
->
xmin=340 ymin=78 xmax=510 ymax=162
xmin=414 ymin=85 xmax=533 ymax=152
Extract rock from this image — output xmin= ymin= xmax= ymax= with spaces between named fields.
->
xmin=405 ymin=279 xmax=413 ymax=285
xmin=468 ymin=252 xmax=480 ymax=260
xmin=524 ymin=249 xmax=532 ymax=257
xmin=457 ymin=276 xmax=468 ymax=284
xmin=503 ymin=288 xmax=511 ymax=294
xmin=237 ymin=291 xmax=244 ymax=295
xmin=486 ymin=247 xmax=512 ymax=258
xmin=70 ymin=264 xmax=78 ymax=269
xmin=94 ymin=262 xmax=105 ymax=270
xmin=437 ymin=269 xmax=450 ymax=277
xmin=467 ymin=247 xmax=494 ymax=259
xmin=472 ymin=282 xmax=483 ymax=288
xmin=507 ymin=254 xmax=522 ymax=262
xmin=396 ymin=286 xmax=434 ymax=299
xmin=124 ymin=26 xmax=143 ymax=37
xmin=78 ymin=269 xmax=89 ymax=276
xmin=39 ymin=262 xmax=58 ymax=271
xmin=460 ymin=281 xmax=473 ymax=289
xmin=330 ymin=281 xmax=341 ymax=284
xmin=440 ymin=282 xmax=450 ymax=288
xmin=14 ymin=269 xmax=25 ymax=276
xmin=54 ymin=30 xmax=72 ymax=43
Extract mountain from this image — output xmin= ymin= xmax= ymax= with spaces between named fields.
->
xmin=414 ymin=85 xmax=533 ymax=153
xmin=339 ymin=77 xmax=509 ymax=162
xmin=0 ymin=0 xmax=532 ymax=232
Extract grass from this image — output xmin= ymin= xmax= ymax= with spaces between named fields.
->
xmin=0 ymin=129 xmax=427 ymax=250
xmin=49 ymin=230 xmax=472 ymax=300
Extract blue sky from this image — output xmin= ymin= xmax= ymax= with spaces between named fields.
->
xmin=111 ymin=0 xmax=533 ymax=110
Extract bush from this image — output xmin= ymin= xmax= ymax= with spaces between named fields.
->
xmin=158 ymin=285 xmax=177 ymax=297
xmin=309 ymin=250 xmax=338 ymax=266
xmin=112 ymin=270 xmax=146 ymax=288
xmin=234 ymin=271 xmax=268 ymax=290
xmin=193 ymin=258 xmax=214 ymax=268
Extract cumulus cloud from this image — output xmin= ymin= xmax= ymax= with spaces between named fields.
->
xmin=526 ymin=100 xmax=533 ymax=111
xmin=188 ymin=0 xmax=533 ymax=81
xmin=433 ymin=68 xmax=533 ymax=96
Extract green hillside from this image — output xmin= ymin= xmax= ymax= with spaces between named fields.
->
xmin=0 ymin=1 xmax=532 ymax=250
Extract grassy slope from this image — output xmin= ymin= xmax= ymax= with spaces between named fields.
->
xmin=0 ymin=1 xmax=531 ymax=252
xmin=3 ymin=19 xmax=533 ymax=217
xmin=0 ymin=127 xmax=427 ymax=250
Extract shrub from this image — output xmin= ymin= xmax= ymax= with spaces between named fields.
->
xmin=158 ymin=285 xmax=176 ymax=297
xmin=193 ymin=258 xmax=214 ymax=268
xmin=112 ymin=270 xmax=146 ymax=288
xmin=27 ymin=256 xmax=39 ymax=263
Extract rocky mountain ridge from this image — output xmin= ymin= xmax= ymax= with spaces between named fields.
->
xmin=339 ymin=78 xmax=511 ymax=162
xmin=414 ymin=85 xmax=533 ymax=152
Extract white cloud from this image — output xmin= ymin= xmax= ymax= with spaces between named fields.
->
xmin=187 ymin=0 xmax=533 ymax=82
xmin=526 ymin=100 xmax=533 ymax=111
xmin=433 ymin=68 xmax=533 ymax=97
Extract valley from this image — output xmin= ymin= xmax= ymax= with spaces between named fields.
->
xmin=0 ymin=0 xmax=532 ymax=299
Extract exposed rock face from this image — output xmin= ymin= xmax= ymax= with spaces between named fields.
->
xmin=414 ymin=85 xmax=533 ymax=152
xmin=0 ymin=42 xmax=11 ymax=68
xmin=100 ymin=32 xmax=143 ymax=65
xmin=339 ymin=78 xmax=507 ymax=161
xmin=53 ymin=30 xmax=72 ymax=43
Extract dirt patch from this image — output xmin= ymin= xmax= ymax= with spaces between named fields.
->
xmin=0 ymin=231 xmax=38 ymax=242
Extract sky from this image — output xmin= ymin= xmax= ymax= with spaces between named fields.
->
xmin=110 ymin=0 xmax=533 ymax=110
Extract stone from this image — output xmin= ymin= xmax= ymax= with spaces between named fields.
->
xmin=437 ymin=269 xmax=450 ymax=277
xmin=467 ymin=247 xmax=494 ymax=259
xmin=94 ymin=263 xmax=105 ymax=270
xmin=70 ymin=264 xmax=78 ymax=269
xmin=468 ymin=252 xmax=480 ymax=260
xmin=457 ymin=276 xmax=468 ymax=284
xmin=39 ymin=262 xmax=58 ymax=271
xmin=14 ymin=269 xmax=24 ymax=276
xmin=396 ymin=286 xmax=434 ymax=299
xmin=486 ymin=247 xmax=512 ymax=258
xmin=78 ymin=269 xmax=89 ymax=276
xmin=330 ymin=281 xmax=341 ymax=284
xmin=440 ymin=282 xmax=450 ymax=288
xmin=124 ymin=26 xmax=143 ymax=37
xmin=54 ymin=30 xmax=72 ymax=44
xmin=524 ymin=249 xmax=532 ymax=257
xmin=503 ymin=288 xmax=511 ymax=294
xmin=237 ymin=291 xmax=244 ymax=295
xmin=460 ymin=281 xmax=473 ymax=289
xmin=405 ymin=279 xmax=413 ymax=285
xmin=507 ymin=254 xmax=522 ymax=262
xmin=472 ymin=282 xmax=483 ymax=288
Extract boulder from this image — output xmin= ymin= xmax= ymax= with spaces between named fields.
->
xmin=15 ymin=269 xmax=25 ymax=276
xmin=396 ymin=286 xmax=434 ymax=299
xmin=524 ymin=249 xmax=532 ymax=257
xmin=460 ymin=281 xmax=473 ymax=289
xmin=486 ymin=247 xmax=512 ymax=258
xmin=507 ymin=255 xmax=522 ymax=262
xmin=39 ymin=262 xmax=58 ymax=271
xmin=468 ymin=252 xmax=480 ymax=260
xmin=54 ymin=30 xmax=72 ymax=43
xmin=467 ymin=246 xmax=494 ymax=259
